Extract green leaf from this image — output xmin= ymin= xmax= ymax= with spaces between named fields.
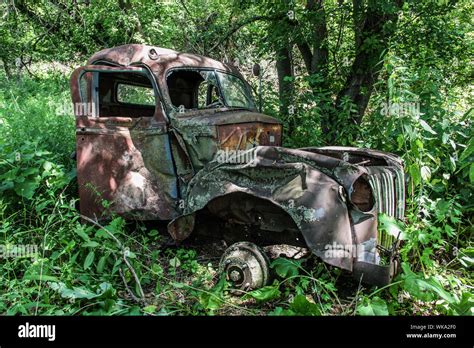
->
xmin=151 ymin=263 xmax=164 ymax=277
xmin=199 ymin=277 xmax=226 ymax=310
xmin=169 ymin=257 xmax=181 ymax=268
xmin=469 ymin=163 xmax=474 ymax=183
xmin=74 ymin=225 xmax=91 ymax=242
xmin=14 ymin=181 xmax=38 ymax=199
xmin=419 ymin=119 xmax=437 ymax=135
xmin=83 ymin=251 xmax=95 ymax=270
xmin=148 ymin=229 xmax=159 ymax=236
xmin=171 ymin=282 xmax=186 ymax=289
xmin=245 ymin=284 xmax=281 ymax=302
xmin=199 ymin=293 xmax=222 ymax=310
xmin=408 ymin=164 xmax=421 ymax=186
xmin=0 ymin=181 xmax=14 ymax=191
xmin=125 ymin=250 xmax=136 ymax=259
xmin=459 ymin=138 xmax=474 ymax=162
xmin=378 ymin=213 xmax=405 ymax=239
xmin=42 ymin=161 xmax=53 ymax=172
xmin=449 ymin=292 xmax=474 ymax=315
xmin=271 ymin=258 xmax=301 ymax=278
xmin=269 ymin=306 xmax=296 ymax=316
xmin=23 ymin=274 xmax=59 ymax=282
xmin=49 ymin=282 xmax=114 ymax=300
xmin=95 ymin=228 xmax=112 ymax=239
xmin=457 ymin=248 xmax=474 ymax=268
xmin=357 ymin=296 xmax=388 ymax=316
xmin=82 ymin=241 xmax=99 ymax=248
xmin=22 ymin=167 xmax=39 ymax=176
xmin=421 ymin=166 xmax=431 ymax=181
xmin=289 ymin=294 xmax=321 ymax=316
xmin=400 ymin=263 xmax=455 ymax=303
xmin=143 ymin=305 xmax=157 ymax=314
xmin=97 ymin=255 xmax=108 ymax=273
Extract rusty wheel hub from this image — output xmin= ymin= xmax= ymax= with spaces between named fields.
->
xmin=219 ymin=241 xmax=271 ymax=293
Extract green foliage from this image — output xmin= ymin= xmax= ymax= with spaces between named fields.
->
xmin=357 ymin=297 xmax=389 ymax=316
xmin=387 ymin=263 xmax=474 ymax=316
xmin=0 ymin=141 xmax=71 ymax=200
xmin=198 ymin=277 xmax=228 ymax=311
xmin=288 ymin=294 xmax=321 ymax=316
xmin=271 ymin=258 xmax=301 ymax=278
xmin=245 ymin=282 xmax=282 ymax=302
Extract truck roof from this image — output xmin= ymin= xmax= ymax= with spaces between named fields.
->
xmin=87 ymin=44 xmax=241 ymax=77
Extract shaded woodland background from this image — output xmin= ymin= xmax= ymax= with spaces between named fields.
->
xmin=0 ymin=0 xmax=472 ymax=315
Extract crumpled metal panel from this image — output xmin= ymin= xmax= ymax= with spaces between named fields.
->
xmin=304 ymin=146 xmax=403 ymax=167
xmin=304 ymin=146 xmax=406 ymax=220
xmin=168 ymin=146 xmax=373 ymax=272
xmin=170 ymin=109 xmax=282 ymax=126
xmin=353 ymin=260 xmax=396 ymax=287
xmin=168 ymin=110 xmax=283 ymax=171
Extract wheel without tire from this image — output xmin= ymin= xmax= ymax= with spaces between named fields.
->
xmin=219 ymin=241 xmax=271 ymax=293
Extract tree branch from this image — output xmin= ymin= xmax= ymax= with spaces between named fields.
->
xmin=210 ymin=14 xmax=282 ymax=52
xmin=308 ymin=0 xmax=329 ymax=77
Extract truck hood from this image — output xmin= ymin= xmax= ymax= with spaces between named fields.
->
xmin=171 ymin=108 xmax=281 ymax=126
xmin=301 ymin=146 xmax=403 ymax=167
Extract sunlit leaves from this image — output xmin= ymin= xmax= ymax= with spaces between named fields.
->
xmin=357 ymin=297 xmax=389 ymax=316
xmin=378 ymin=213 xmax=406 ymax=240
xmin=419 ymin=119 xmax=437 ymax=135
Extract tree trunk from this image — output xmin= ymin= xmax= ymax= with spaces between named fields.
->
xmin=275 ymin=43 xmax=295 ymax=136
xmin=336 ymin=1 xmax=403 ymax=129
xmin=295 ymin=0 xmax=403 ymax=142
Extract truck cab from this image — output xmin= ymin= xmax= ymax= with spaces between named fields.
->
xmin=71 ymin=45 xmax=281 ymax=220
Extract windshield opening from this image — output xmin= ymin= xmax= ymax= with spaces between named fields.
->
xmin=166 ymin=69 xmax=255 ymax=112
xmin=215 ymin=71 xmax=256 ymax=110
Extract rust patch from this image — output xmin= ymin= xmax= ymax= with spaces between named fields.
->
xmin=218 ymin=123 xmax=282 ymax=150
xmin=76 ymin=119 xmax=179 ymax=220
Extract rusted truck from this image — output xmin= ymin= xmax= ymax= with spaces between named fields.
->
xmin=70 ymin=44 xmax=405 ymax=290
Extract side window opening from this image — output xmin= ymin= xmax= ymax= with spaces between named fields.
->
xmin=79 ymin=69 xmax=157 ymax=118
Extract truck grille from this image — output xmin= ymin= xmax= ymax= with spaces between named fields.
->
xmin=366 ymin=166 xmax=405 ymax=220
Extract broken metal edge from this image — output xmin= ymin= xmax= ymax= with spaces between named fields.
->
xmin=352 ymin=260 xmax=398 ymax=287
